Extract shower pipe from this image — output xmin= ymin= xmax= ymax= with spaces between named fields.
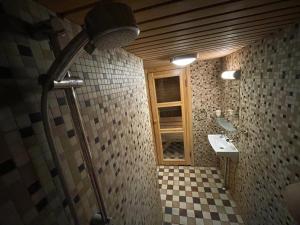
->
xmin=64 ymin=71 xmax=110 ymax=224
xmin=41 ymin=30 xmax=109 ymax=224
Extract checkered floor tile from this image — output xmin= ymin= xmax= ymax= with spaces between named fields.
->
xmin=157 ymin=166 xmax=244 ymax=225
xmin=163 ymin=142 xmax=184 ymax=159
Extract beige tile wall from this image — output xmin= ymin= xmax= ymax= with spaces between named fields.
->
xmin=221 ymin=24 xmax=300 ymax=225
xmin=70 ymin=48 xmax=163 ymax=225
xmin=190 ymin=59 xmax=222 ymax=166
xmin=0 ymin=0 xmax=95 ymax=224
xmin=190 ymin=23 xmax=299 ymax=225
xmin=0 ymin=1 xmax=162 ymax=225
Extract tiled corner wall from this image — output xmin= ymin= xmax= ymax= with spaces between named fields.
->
xmin=69 ymin=48 xmax=162 ymax=225
xmin=220 ymin=24 xmax=300 ymax=225
xmin=0 ymin=0 xmax=99 ymax=225
xmin=189 ymin=24 xmax=299 ymax=225
xmin=190 ymin=59 xmax=222 ymax=166
xmin=0 ymin=1 xmax=162 ymax=225
xmin=54 ymin=4 xmax=162 ymax=225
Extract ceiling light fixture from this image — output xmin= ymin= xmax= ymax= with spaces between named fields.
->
xmin=171 ymin=54 xmax=197 ymax=66
xmin=221 ymin=70 xmax=241 ymax=80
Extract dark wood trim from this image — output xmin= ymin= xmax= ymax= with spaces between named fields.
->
xmin=127 ymin=16 xmax=300 ymax=50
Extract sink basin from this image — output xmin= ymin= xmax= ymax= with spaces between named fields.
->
xmin=208 ymin=134 xmax=239 ymax=160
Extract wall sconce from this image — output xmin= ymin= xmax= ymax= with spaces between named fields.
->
xmin=171 ymin=53 xmax=197 ymax=66
xmin=221 ymin=70 xmax=241 ymax=80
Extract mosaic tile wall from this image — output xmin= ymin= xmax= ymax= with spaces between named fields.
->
xmin=48 ymin=19 xmax=99 ymax=225
xmin=0 ymin=0 xmax=123 ymax=225
xmin=0 ymin=1 xmax=163 ymax=225
xmin=190 ymin=59 xmax=222 ymax=166
xmin=220 ymin=24 xmax=300 ymax=225
xmin=69 ymin=48 xmax=163 ymax=225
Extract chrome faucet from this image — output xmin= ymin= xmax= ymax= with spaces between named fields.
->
xmin=220 ymin=130 xmax=225 ymax=138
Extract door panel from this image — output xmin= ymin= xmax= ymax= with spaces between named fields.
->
xmin=154 ymin=76 xmax=181 ymax=103
xmin=158 ymin=106 xmax=182 ymax=129
xmin=162 ymin=132 xmax=185 ymax=160
xmin=148 ymin=69 xmax=191 ymax=165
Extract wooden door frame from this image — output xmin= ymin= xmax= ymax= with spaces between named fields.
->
xmin=145 ymin=71 xmax=159 ymax=164
xmin=146 ymin=68 xmax=193 ymax=165
xmin=186 ymin=66 xmax=194 ymax=165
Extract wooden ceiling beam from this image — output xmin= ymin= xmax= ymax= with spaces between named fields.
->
xmin=138 ymin=41 xmax=259 ymax=60
xmin=134 ymin=34 xmax=272 ymax=60
xmin=36 ymin=0 xmax=300 ymax=62
xmin=139 ymin=1 xmax=300 ymax=37
xmin=143 ymin=47 xmax=241 ymax=68
xmin=127 ymin=16 xmax=299 ymax=51
xmin=130 ymin=26 xmax=283 ymax=55
xmin=134 ymin=0 xmax=232 ymax=23
xmin=138 ymin=0 xmax=285 ymax=30
xmin=65 ymin=0 xmax=178 ymax=17
xmin=39 ymin=0 xmax=176 ymax=24
xmin=143 ymin=47 xmax=240 ymax=63
xmin=135 ymin=38 xmax=267 ymax=59
xmin=124 ymin=0 xmax=174 ymax=11
xmin=141 ymin=43 xmax=252 ymax=62
xmin=61 ymin=0 xmax=294 ymax=26
xmin=129 ymin=8 xmax=300 ymax=46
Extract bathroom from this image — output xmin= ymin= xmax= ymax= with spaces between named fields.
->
xmin=0 ymin=0 xmax=299 ymax=225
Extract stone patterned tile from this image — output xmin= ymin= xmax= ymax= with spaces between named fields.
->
xmin=189 ymin=23 xmax=299 ymax=225
xmin=0 ymin=1 xmax=97 ymax=225
xmin=158 ymin=166 xmax=244 ymax=225
xmin=190 ymin=59 xmax=223 ymax=166
xmin=70 ymin=48 xmax=163 ymax=225
xmin=219 ymin=24 xmax=300 ymax=225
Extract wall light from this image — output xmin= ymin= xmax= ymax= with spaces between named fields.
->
xmin=171 ymin=54 xmax=197 ymax=66
xmin=221 ymin=70 xmax=241 ymax=80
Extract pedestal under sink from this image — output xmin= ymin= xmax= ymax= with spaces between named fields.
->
xmin=208 ymin=134 xmax=239 ymax=190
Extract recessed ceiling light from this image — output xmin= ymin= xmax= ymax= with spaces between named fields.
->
xmin=171 ymin=54 xmax=197 ymax=66
xmin=221 ymin=70 xmax=241 ymax=80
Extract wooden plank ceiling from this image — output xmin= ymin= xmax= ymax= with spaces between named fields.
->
xmin=37 ymin=0 xmax=300 ymax=69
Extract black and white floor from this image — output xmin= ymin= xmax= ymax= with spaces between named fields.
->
xmin=157 ymin=166 xmax=244 ymax=225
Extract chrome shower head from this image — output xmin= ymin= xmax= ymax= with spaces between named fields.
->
xmin=44 ymin=1 xmax=139 ymax=85
xmin=85 ymin=2 xmax=140 ymax=49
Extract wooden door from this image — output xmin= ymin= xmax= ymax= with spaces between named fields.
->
xmin=148 ymin=69 xmax=192 ymax=165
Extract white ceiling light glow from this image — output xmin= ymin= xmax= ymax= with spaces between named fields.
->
xmin=221 ymin=70 xmax=241 ymax=80
xmin=171 ymin=54 xmax=197 ymax=66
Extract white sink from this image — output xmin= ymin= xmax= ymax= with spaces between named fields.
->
xmin=208 ymin=134 xmax=239 ymax=160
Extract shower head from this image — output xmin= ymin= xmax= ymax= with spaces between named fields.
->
xmin=44 ymin=1 xmax=139 ymax=85
xmin=84 ymin=2 xmax=140 ymax=49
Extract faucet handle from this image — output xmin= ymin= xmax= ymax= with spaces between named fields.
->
xmin=220 ymin=130 xmax=225 ymax=138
